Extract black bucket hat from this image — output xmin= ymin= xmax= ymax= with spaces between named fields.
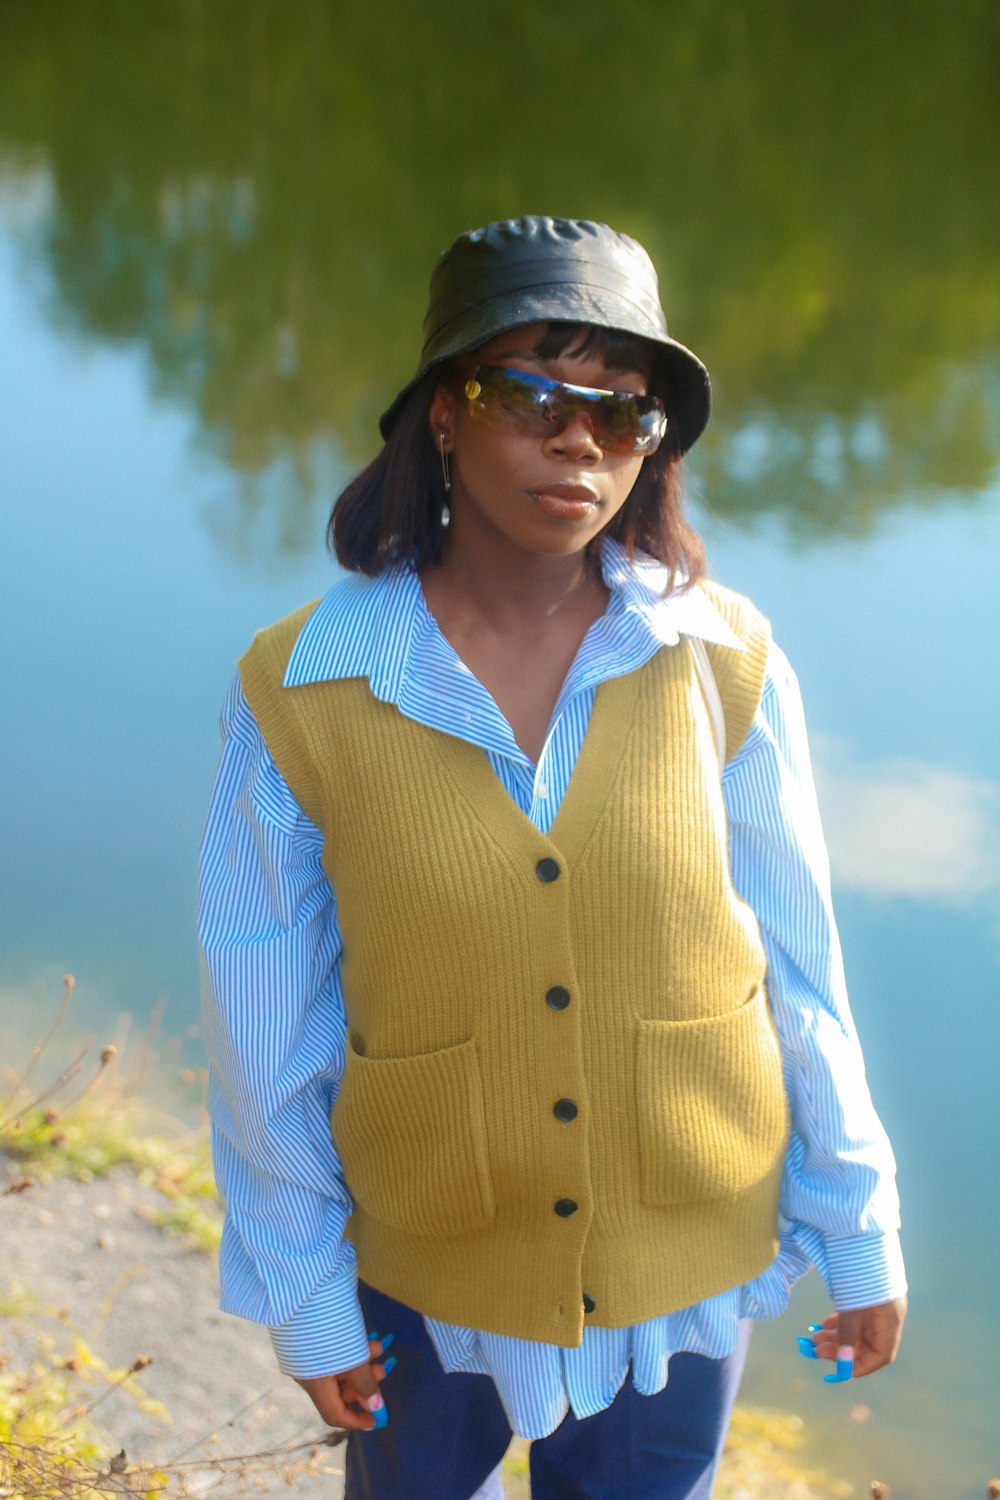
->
xmin=379 ymin=216 xmax=711 ymax=454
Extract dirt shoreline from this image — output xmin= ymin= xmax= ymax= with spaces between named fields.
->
xmin=2 ymin=1159 xmax=838 ymax=1499
xmin=2 ymin=1164 xmax=344 ymax=1497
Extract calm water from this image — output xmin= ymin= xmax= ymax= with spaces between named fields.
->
xmin=2 ymin=6 xmax=999 ymax=1494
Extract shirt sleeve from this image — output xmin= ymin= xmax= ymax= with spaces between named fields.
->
xmin=722 ymin=642 xmax=907 ymax=1310
xmin=198 ymin=673 xmax=370 ymax=1376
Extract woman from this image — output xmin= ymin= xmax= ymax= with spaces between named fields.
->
xmin=199 ymin=216 xmax=906 ymax=1500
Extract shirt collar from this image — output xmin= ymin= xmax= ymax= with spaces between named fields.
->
xmin=283 ymin=540 xmax=741 ymax=693
xmin=599 ymin=541 xmax=743 ymax=650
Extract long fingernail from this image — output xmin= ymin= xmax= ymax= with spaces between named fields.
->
xmin=807 ymin=1324 xmax=823 ymax=1334
xmin=796 ymin=1336 xmax=818 ymax=1359
xmin=381 ymin=1354 xmax=397 ymax=1375
xmin=823 ymin=1346 xmax=854 ymax=1383
xmin=366 ymin=1392 xmax=389 ymax=1429
xmin=378 ymin=1332 xmax=395 ymax=1353
xmin=367 ymin=1330 xmax=380 ymax=1341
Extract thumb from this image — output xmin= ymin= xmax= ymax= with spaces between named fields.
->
xmin=340 ymin=1359 xmax=388 ymax=1425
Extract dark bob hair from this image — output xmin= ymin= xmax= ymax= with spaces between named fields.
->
xmin=328 ymin=323 xmax=706 ymax=593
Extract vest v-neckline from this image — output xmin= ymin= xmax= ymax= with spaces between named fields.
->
xmin=426 ymin=654 xmax=657 ymax=865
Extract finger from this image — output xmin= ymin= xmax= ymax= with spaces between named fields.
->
xmin=342 ymin=1360 xmax=390 ymax=1428
xmin=797 ymin=1315 xmax=837 ymax=1361
xmin=815 ymin=1307 xmax=861 ymax=1382
xmin=838 ymin=1307 xmax=889 ymax=1379
xmin=296 ymin=1375 xmax=375 ymax=1432
xmin=836 ymin=1308 xmax=863 ymax=1351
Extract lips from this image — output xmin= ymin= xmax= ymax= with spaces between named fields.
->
xmin=528 ymin=482 xmax=600 ymax=504
xmin=527 ymin=481 xmax=600 ymax=520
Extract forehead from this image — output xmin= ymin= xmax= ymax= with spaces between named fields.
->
xmin=466 ymin=322 xmax=553 ymax=364
xmin=470 ymin=321 xmax=651 ymax=375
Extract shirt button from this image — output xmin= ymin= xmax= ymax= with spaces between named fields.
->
xmin=553 ymin=1098 xmax=578 ymax=1122
xmin=554 ymin=1198 xmax=578 ymax=1217
xmin=582 ymin=1293 xmax=596 ymax=1315
xmin=536 ymin=783 xmax=548 ymax=800
xmin=546 ymin=986 xmax=570 ymax=1011
xmin=535 ymin=857 xmax=561 ymax=882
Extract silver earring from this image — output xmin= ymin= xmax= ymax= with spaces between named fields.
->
xmin=439 ymin=433 xmax=451 ymax=493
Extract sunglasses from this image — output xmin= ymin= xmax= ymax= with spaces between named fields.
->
xmin=461 ymin=365 xmax=668 ymax=456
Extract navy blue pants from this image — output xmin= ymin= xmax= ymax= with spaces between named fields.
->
xmin=345 ymin=1283 xmax=751 ymax=1500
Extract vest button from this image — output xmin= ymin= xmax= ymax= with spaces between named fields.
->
xmin=553 ymin=1098 xmax=578 ymax=1122
xmin=582 ymin=1293 xmax=596 ymax=1314
xmin=554 ymin=1198 xmax=578 ymax=1217
xmin=535 ymin=857 xmax=561 ymax=883
xmin=546 ymin=986 xmax=570 ymax=1010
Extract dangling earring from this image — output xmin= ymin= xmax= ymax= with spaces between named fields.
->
xmin=438 ymin=433 xmax=451 ymax=493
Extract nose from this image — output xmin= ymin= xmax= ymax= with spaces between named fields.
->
xmin=542 ymin=411 xmax=603 ymax=462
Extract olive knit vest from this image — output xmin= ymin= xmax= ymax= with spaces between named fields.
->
xmin=239 ymin=579 xmax=790 ymax=1347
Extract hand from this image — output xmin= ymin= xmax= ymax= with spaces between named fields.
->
xmin=801 ymin=1297 xmax=907 ymax=1379
xmin=294 ymin=1335 xmax=393 ymax=1431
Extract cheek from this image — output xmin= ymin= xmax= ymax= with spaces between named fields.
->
xmin=454 ymin=422 xmax=536 ymax=485
xmin=608 ymin=458 xmax=646 ymax=507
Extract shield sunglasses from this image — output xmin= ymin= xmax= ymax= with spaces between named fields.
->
xmin=460 ymin=365 xmax=669 ymax=456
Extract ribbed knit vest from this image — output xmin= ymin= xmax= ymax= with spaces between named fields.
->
xmin=239 ymin=578 xmax=790 ymax=1347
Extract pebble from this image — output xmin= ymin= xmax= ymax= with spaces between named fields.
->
xmin=97 ymin=1230 xmax=116 ymax=1251
xmin=36 ymin=1207 xmax=55 ymax=1226
xmin=93 ymin=1202 xmax=113 ymax=1219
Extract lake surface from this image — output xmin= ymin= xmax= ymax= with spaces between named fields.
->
xmin=2 ymin=7 xmax=999 ymax=1494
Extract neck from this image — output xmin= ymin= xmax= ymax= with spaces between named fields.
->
xmin=423 ymin=515 xmax=608 ymax=636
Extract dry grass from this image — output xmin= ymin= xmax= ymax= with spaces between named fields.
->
xmin=1 ymin=976 xmax=221 ymax=1253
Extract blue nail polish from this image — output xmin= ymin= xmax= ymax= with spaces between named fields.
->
xmin=371 ymin=1404 xmax=390 ymax=1430
xmin=807 ymin=1324 xmax=823 ymax=1334
xmin=381 ymin=1354 xmax=397 ymax=1375
xmin=367 ymin=1330 xmax=380 ymax=1342
xmin=379 ymin=1332 xmax=395 ymax=1353
xmin=796 ymin=1336 xmax=818 ymax=1359
xmin=823 ymin=1349 xmax=854 ymax=1384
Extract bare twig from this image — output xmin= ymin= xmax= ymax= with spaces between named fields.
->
xmin=0 ymin=973 xmax=76 ymax=1118
xmin=0 ymin=1036 xmax=97 ymax=1132
xmin=73 ymin=1357 xmax=154 ymax=1420
xmin=164 ymin=1388 xmax=281 ymax=1464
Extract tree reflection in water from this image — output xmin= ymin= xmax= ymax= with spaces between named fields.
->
xmin=0 ymin=0 xmax=996 ymax=553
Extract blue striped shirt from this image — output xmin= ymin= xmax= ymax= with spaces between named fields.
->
xmin=198 ymin=541 xmax=905 ymax=1441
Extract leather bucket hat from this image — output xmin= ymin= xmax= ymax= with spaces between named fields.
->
xmin=379 ymin=216 xmax=711 ymax=454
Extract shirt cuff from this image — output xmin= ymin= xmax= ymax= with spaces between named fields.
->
xmin=822 ymin=1231 xmax=908 ymax=1310
xmin=268 ymin=1256 xmax=370 ymax=1378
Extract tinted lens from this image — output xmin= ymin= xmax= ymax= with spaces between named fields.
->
xmin=464 ymin=366 xmax=667 ymax=455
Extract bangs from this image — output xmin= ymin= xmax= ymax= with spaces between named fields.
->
xmin=529 ymin=322 xmax=657 ymax=377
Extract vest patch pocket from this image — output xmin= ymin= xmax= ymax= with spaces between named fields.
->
xmin=332 ymin=1036 xmax=496 ymax=1237
xmin=635 ymin=987 xmax=789 ymax=1206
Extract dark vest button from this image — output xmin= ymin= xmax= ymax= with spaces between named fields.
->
xmin=554 ymin=1198 xmax=578 ymax=1217
xmin=582 ymin=1293 xmax=596 ymax=1315
xmin=535 ymin=857 xmax=561 ymax=883
xmin=553 ymin=1098 xmax=578 ymax=1122
xmin=546 ymin=986 xmax=570 ymax=1011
